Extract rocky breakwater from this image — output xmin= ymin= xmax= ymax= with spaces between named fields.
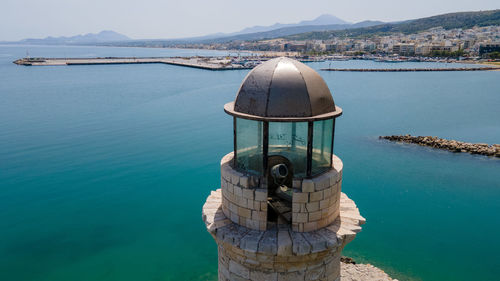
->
xmin=380 ymin=135 xmax=500 ymax=157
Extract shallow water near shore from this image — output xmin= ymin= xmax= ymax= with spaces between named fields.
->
xmin=0 ymin=45 xmax=499 ymax=281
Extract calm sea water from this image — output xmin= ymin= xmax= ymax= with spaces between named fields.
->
xmin=0 ymin=45 xmax=499 ymax=281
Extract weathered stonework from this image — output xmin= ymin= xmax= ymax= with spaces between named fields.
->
xmin=220 ymin=153 xmax=344 ymax=232
xmin=220 ymin=153 xmax=268 ymax=231
xmin=203 ymin=152 xmax=365 ymax=281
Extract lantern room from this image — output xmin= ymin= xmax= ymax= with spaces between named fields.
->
xmin=224 ymin=57 xmax=342 ymax=183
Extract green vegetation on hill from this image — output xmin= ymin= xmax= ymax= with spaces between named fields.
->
xmin=285 ymin=10 xmax=500 ymax=40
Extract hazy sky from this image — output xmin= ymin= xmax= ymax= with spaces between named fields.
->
xmin=2 ymin=0 xmax=499 ymax=41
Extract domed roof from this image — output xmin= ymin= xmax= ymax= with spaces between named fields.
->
xmin=224 ymin=57 xmax=342 ymax=121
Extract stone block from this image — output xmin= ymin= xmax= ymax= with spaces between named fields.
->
xmin=302 ymin=231 xmax=327 ymax=253
xmin=323 ymin=186 xmax=332 ymax=198
xmin=310 ymin=191 xmax=323 ymax=202
xmin=247 ymin=199 xmax=256 ymax=210
xmin=254 ymin=189 xmax=267 ymax=201
xmin=306 ymin=202 xmax=319 ymax=212
xmin=258 ymin=230 xmax=277 ymax=255
xmin=316 ymin=228 xmax=338 ymax=248
xmin=229 ymin=202 xmax=238 ymax=213
xmin=296 ymin=212 xmax=308 ymax=223
xmin=325 ymin=256 xmax=340 ymax=276
xmin=250 ymin=271 xmax=278 ymax=281
xmin=219 ymin=265 xmax=230 ymax=279
xmin=277 ymin=230 xmax=293 ymax=256
xmin=229 ymin=272 xmax=250 ymax=281
xmin=252 ymin=210 xmax=267 ymax=221
xmin=293 ymin=203 xmax=307 ymax=213
xmin=240 ymin=176 xmax=249 ymax=188
xmin=242 ymin=188 xmax=254 ymax=200
xmin=231 ymin=172 xmax=241 ymax=185
xmin=236 ymin=196 xmax=248 ymax=208
xmin=293 ymin=192 xmax=309 ymax=203
xmin=329 ymin=170 xmax=340 ymax=186
xmin=321 ymin=207 xmax=331 ymax=219
xmin=315 ymin=174 xmax=331 ymax=191
xmin=289 ymin=231 xmax=311 ymax=255
xmin=239 ymin=230 xmax=264 ymax=253
xmin=238 ymin=207 xmax=252 ymax=218
xmin=309 ymin=211 xmax=322 ymax=222
xmin=278 ymin=271 xmax=305 ymax=281
xmin=302 ymin=179 xmax=315 ymax=192
xmin=221 ymin=165 xmax=231 ymax=181
xmin=320 ymin=199 xmax=330 ymax=210
xmin=234 ymin=185 xmax=243 ymax=197
xmin=305 ymin=264 xmax=326 ymax=281
xmin=253 ymin=201 xmax=261 ymax=211
xmin=304 ymin=221 xmax=318 ymax=232
xmin=230 ymin=212 xmax=239 ymax=223
xmin=245 ymin=218 xmax=260 ymax=230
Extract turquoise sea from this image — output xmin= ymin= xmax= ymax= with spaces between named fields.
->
xmin=0 ymin=45 xmax=499 ymax=281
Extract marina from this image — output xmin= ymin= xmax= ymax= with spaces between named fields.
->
xmin=14 ymin=56 xmax=500 ymax=72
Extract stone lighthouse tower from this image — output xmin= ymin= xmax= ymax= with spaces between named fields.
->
xmin=202 ymin=57 xmax=365 ymax=281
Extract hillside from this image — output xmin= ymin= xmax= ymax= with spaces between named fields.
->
xmin=200 ymin=20 xmax=384 ymax=43
xmin=285 ymin=9 xmax=500 ymax=40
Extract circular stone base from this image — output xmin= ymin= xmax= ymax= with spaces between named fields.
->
xmin=202 ymin=189 xmax=365 ymax=281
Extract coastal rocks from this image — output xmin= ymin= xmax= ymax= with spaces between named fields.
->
xmin=341 ymin=262 xmax=396 ymax=281
xmin=380 ymin=135 xmax=500 ymax=157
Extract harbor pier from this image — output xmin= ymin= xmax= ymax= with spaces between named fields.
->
xmin=13 ymin=57 xmax=254 ymax=70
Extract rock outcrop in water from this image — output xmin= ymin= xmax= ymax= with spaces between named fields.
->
xmin=380 ymin=135 xmax=500 ymax=157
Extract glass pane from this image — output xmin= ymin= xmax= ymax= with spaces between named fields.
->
xmin=236 ymin=118 xmax=263 ymax=175
xmin=269 ymin=122 xmax=308 ymax=177
xmin=312 ymin=119 xmax=333 ymax=175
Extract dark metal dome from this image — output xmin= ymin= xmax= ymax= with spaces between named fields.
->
xmin=224 ymin=57 xmax=342 ymax=121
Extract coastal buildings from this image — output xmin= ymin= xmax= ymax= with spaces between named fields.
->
xmin=479 ymin=42 xmax=500 ymax=55
xmin=182 ymin=25 xmax=500 ymax=57
xmin=202 ymin=58 xmax=365 ymax=280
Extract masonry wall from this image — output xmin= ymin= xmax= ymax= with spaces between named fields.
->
xmin=217 ymin=240 xmax=341 ymax=281
xmin=220 ymin=152 xmax=343 ymax=232
xmin=291 ymin=156 xmax=343 ymax=232
xmin=220 ymin=153 xmax=268 ymax=231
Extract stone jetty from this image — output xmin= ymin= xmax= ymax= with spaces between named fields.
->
xmin=13 ymin=57 xmax=253 ymax=70
xmin=380 ymin=135 xmax=500 ymax=157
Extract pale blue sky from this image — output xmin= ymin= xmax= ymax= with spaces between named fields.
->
xmin=2 ymin=0 xmax=499 ymax=41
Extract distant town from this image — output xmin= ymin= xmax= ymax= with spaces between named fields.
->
xmin=170 ymin=25 xmax=500 ymax=59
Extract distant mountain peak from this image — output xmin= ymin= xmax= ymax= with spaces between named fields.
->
xmin=300 ymin=14 xmax=350 ymax=25
xmin=232 ymin=14 xmax=349 ymax=36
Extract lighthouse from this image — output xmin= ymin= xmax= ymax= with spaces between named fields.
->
xmin=202 ymin=57 xmax=365 ymax=281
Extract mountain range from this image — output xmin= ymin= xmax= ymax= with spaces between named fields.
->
xmin=3 ymin=10 xmax=500 ymax=46
xmin=285 ymin=9 xmax=500 ymax=40
xmin=2 ymin=14 xmax=374 ymax=45
xmin=3 ymin=30 xmax=130 ymax=45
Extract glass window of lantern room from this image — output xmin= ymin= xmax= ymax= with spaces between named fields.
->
xmin=235 ymin=118 xmax=263 ymax=175
xmin=268 ymin=122 xmax=308 ymax=178
xmin=311 ymin=119 xmax=334 ymax=175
